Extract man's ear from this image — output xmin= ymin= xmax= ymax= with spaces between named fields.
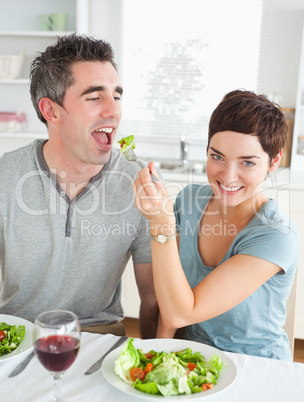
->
xmin=269 ymin=149 xmax=283 ymax=172
xmin=39 ymin=98 xmax=59 ymax=124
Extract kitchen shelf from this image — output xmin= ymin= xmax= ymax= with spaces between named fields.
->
xmin=0 ymin=79 xmax=29 ymax=85
xmin=0 ymin=0 xmax=88 ymax=136
xmin=0 ymin=30 xmax=73 ymax=37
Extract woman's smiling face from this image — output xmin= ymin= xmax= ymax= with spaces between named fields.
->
xmin=206 ymin=131 xmax=272 ymax=209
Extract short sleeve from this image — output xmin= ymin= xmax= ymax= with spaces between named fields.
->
xmin=129 ymin=215 xmax=152 ymax=264
xmin=235 ymin=221 xmax=299 ymax=274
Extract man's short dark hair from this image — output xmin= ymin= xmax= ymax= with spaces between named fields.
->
xmin=30 ymin=33 xmax=116 ymax=124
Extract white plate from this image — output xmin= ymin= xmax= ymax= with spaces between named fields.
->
xmin=102 ymin=338 xmax=238 ymax=400
xmin=0 ymin=314 xmax=34 ymax=362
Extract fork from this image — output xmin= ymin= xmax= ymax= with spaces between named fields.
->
xmin=122 ymin=146 xmax=159 ymax=183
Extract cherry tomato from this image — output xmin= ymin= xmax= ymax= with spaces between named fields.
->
xmin=145 ymin=352 xmax=154 ymax=360
xmin=130 ymin=367 xmax=145 ymax=381
xmin=0 ymin=330 xmax=6 ymax=342
xmin=187 ymin=362 xmax=196 ymax=371
xmin=144 ymin=362 xmax=153 ymax=374
xmin=202 ymin=383 xmax=213 ymax=391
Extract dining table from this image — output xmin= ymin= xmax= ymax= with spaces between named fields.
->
xmin=0 ymin=331 xmax=303 ymax=401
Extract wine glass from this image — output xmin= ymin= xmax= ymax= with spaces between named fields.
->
xmin=33 ymin=310 xmax=81 ymax=402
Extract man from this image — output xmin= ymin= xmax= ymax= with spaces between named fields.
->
xmin=0 ymin=34 xmax=158 ymax=338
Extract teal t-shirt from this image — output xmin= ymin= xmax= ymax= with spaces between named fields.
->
xmin=174 ymin=184 xmax=299 ymax=360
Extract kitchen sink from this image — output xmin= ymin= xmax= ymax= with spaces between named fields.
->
xmin=155 ymin=160 xmax=206 ymax=175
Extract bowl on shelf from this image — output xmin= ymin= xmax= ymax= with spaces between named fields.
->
xmin=0 ymin=50 xmax=25 ymax=80
xmin=0 ymin=111 xmax=26 ymax=132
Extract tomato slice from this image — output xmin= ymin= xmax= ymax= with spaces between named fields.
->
xmin=202 ymin=383 xmax=213 ymax=391
xmin=0 ymin=330 xmax=5 ymax=342
xmin=145 ymin=352 xmax=154 ymax=360
xmin=130 ymin=367 xmax=145 ymax=381
xmin=187 ymin=362 xmax=196 ymax=371
xmin=144 ymin=362 xmax=153 ymax=373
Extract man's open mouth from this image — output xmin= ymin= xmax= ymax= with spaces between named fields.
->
xmin=92 ymin=127 xmax=114 ymax=147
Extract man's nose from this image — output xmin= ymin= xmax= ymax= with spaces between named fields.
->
xmin=100 ymin=96 xmax=120 ymax=119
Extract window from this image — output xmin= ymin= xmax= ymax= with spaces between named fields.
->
xmin=119 ymin=0 xmax=262 ymax=141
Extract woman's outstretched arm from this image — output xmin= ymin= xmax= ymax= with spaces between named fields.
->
xmin=132 ymin=163 xmax=282 ymax=330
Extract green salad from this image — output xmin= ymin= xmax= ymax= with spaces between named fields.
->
xmin=118 ymin=135 xmax=135 ymax=152
xmin=114 ymin=338 xmax=224 ymax=396
xmin=0 ymin=322 xmax=26 ymax=357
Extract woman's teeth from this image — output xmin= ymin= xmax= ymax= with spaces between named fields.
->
xmin=220 ymin=183 xmax=242 ymax=192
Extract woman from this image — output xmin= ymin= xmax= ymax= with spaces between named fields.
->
xmin=133 ymin=89 xmax=299 ymax=360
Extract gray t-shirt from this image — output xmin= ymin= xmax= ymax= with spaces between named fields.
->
xmin=0 ymin=140 xmax=151 ymax=325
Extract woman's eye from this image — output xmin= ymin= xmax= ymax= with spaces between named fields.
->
xmin=211 ymin=154 xmax=223 ymax=161
xmin=243 ymin=160 xmax=255 ymax=167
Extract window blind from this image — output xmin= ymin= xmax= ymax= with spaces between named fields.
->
xmin=120 ymin=0 xmax=262 ymax=140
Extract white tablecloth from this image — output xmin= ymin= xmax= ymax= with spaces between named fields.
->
xmin=0 ymin=332 xmax=304 ymax=401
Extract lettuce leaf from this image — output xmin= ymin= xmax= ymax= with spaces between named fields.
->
xmin=0 ymin=323 xmax=26 ymax=356
xmin=118 ymin=135 xmax=135 ymax=152
xmin=133 ymin=379 xmax=160 ymax=394
xmin=114 ymin=338 xmax=140 ymax=384
xmin=144 ymin=354 xmax=191 ymax=396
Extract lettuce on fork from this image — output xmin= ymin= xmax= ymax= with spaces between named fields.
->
xmin=118 ymin=135 xmax=135 ymax=152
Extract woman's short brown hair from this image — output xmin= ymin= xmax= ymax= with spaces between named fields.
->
xmin=208 ymin=89 xmax=288 ymax=160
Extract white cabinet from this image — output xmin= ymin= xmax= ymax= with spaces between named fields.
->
xmin=290 ymin=191 xmax=304 ymax=339
xmin=0 ymin=132 xmax=47 ymax=156
xmin=291 ymin=20 xmax=304 ymax=171
xmin=0 ymin=0 xmax=88 ymax=138
xmin=121 ymin=260 xmax=140 ymax=318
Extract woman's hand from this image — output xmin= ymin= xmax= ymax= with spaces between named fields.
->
xmin=132 ymin=162 xmax=176 ymax=235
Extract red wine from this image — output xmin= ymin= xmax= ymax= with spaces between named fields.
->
xmin=34 ymin=335 xmax=80 ymax=372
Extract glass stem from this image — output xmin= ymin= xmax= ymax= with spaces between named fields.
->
xmin=52 ymin=372 xmax=64 ymax=402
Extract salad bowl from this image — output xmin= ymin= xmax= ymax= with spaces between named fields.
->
xmin=0 ymin=314 xmax=34 ymax=363
xmin=102 ymin=338 xmax=238 ymax=400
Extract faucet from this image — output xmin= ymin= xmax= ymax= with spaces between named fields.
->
xmin=180 ymin=135 xmax=189 ymax=165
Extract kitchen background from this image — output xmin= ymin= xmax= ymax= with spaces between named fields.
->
xmin=0 ymin=0 xmax=304 ymax=349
